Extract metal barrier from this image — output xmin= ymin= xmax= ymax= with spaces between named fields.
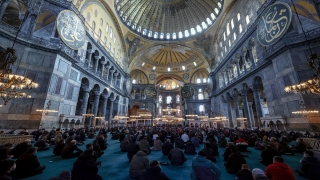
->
xmin=301 ymin=138 xmax=320 ymax=150
xmin=0 ymin=135 xmax=33 ymax=146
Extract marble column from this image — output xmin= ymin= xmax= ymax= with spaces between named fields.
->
xmin=108 ymin=98 xmax=115 ymax=129
xmin=101 ymin=95 xmax=108 ymax=119
xmin=236 ymin=61 xmax=241 ymax=76
xmin=221 ymin=72 xmax=226 ymax=86
xmin=225 ymin=70 xmax=230 ymax=84
xmin=241 ymin=91 xmax=252 ymax=128
xmin=248 ymin=102 xmax=255 ymax=127
xmin=105 ymin=66 xmax=110 ymax=81
xmin=80 ymin=88 xmax=90 ymax=117
xmin=100 ymin=61 xmax=106 ymax=77
xmin=133 ymin=89 xmax=137 ymax=99
xmin=94 ymin=56 xmax=99 ymax=73
xmin=109 ymin=70 xmax=114 ymax=83
xmin=0 ymin=0 xmax=9 ymax=21
xmin=226 ymin=97 xmax=234 ymax=127
xmin=91 ymin=91 xmax=100 ymax=126
xmin=87 ymin=50 xmax=93 ymax=68
xmin=114 ymin=72 xmax=119 ymax=85
xmin=232 ymin=94 xmax=240 ymax=118
xmin=253 ymin=87 xmax=263 ymax=126
xmin=241 ymin=55 xmax=247 ymax=73
xmin=248 ymin=47 xmax=256 ymax=68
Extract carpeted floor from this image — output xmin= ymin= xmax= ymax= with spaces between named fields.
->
xmin=25 ymin=134 xmax=308 ymax=180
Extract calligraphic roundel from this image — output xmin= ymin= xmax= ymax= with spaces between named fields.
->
xmin=181 ymin=86 xmax=195 ymax=98
xmin=56 ymin=10 xmax=86 ymax=50
xmin=257 ymin=2 xmax=292 ymax=46
xmin=144 ymin=87 xmax=157 ymax=98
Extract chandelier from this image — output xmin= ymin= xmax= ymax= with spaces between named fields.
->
xmin=0 ymin=89 xmax=31 ymax=105
xmin=292 ymin=110 xmax=318 ymax=114
xmin=284 ymin=1 xmax=320 ymax=96
xmin=36 ymin=101 xmax=58 ymax=115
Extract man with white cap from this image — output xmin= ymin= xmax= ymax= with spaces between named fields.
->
xmin=251 ymin=168 xmax=269 ymax=180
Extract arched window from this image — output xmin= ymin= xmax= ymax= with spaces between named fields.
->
xmin=106 ymin=23 xmax=109 ymax=33
xmin=159 ymin=95 xmax=162 ymax=103
xmin=166 ymin=33 xmax=170 ymax=39
xmin=191 ymin=28 xmax=196 ymax=35
xmin=178 ymin=31 xmax=183 ymax=38
xmin=206 ymin=18 xmax=212 ymax=25
xmin=98 ymin=29 xmax=101 ymax=37
xmin=132 ymin=79 xmax=136 ymax=84
xmin=246 ymin=15 xmax=250 ymax=24
xmin=166 ymin=96 xmax=172 ymax=104
xmin=154 ymin=32 xmax=158 ymax=39
xmin=233 ymin=33 xmax=237 ymax=41
xmin=172 ymin=33 xmax=177 ymax=39
xmin=110 ymin=28 xmax=113 ymax=39
xmin=148 ymin=31 xmax=152 ymax=37
xmin=203 ymin=78 xmax=207 ymax=83
xmin=160 ymin=33 xmax=164 ymax=39
xmin=114 ymin=37 xmax=116 ymax=44
xmin=199 ymin=105 xmax=205 ymax=112
xmin=176 ymin=106 xmax=180 ymax=116
xmin=196 ymin=78 xmax=201 ymax=84
xmin=224 ymin=46 xmax=227 ymax=53
xmin=176 ymin=95 xmax=180 ymax=103
xmin=201 ymin=22 xmax=207 ymax=29
xmin=104 ymin=37 xmax=107 ymax=44
xmin=198 ymin=89 xmax=204 ymax=100
xmin=229 ymin=40 xmax=231 ymax=47
xmin=142 ymin=29 xmax=147 ymax=35
xmin=226 ymin=23 xmax=230 ymax=36
xmin=239 ymin=24 xmax=242 ymax=33
xmin=92 ymin=21 xmax=96 ymax=30
xmin=100 ymin=18 xmax=103 ymax=26
xmin=237 ymin=13 xmax=241 ymax=21
xmin=223 ymin=32 xmax=226 ymax=41
xmin=158 ymin=106 xmax=162 ymax=115
xmin=231 ymin=19 xmax=234 ymax=29
xmin=214 ymin=8 xmax=219 ymax=14
xmin=211 ymin=13 xmax=216 ymax=20
xmin=185 ymin=30 xmax=189 ymax=37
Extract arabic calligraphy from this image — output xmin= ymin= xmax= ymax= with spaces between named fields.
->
xmin=257 ymin=2 xmax=292 ymax=46
xmin=181 ymin=86 xmax=195 ymax=98
xmin=57 ymin=10 xmax=86 ymax=50
xmin=145 ymin=87 xmax=157 ymax=98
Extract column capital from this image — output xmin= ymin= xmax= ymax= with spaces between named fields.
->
xmin=102 ymin=94 xmax=109 ymax=100
xmin=100 ymin=60 xmax=106 ymax=65
xmin=87 ymin=49 xmax=94 ymax=54
xmin=82 ymin=87 xmax=90 ymax=92
xmin=109 ymin=98 xmax=115 ymax=102
xmin=92 ymin=90 xmax=101 ymax=96
xmin=94 ymin=55 xmax=100 ymax=60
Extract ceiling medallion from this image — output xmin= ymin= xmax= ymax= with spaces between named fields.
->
xmin=149 ymin=74 xmax=155 ymax=80
xmin=115 ymin=0 xmax=224 ymax=41
xmin=183 ymin=74 xmax=189 ymax=80
xmin=257 ymin=2 xmax=292 ymax=46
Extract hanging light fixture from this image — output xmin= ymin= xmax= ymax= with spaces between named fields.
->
xmin=0 ymin=6 xmax=39 ymax=105
xmin=284 ymin=1 xmax=320 ymax=95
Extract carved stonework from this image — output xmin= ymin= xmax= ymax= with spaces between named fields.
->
xmin=193 ymin=34 xmax=214 ymax=59
xmin=126 ymin=37 xmax=142 ymax=57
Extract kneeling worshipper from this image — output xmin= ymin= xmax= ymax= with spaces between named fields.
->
xmin=61 ymin=140 xmax=83 ymax=159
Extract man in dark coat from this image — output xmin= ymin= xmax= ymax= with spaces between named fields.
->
xmin=296 ymin=151 xmax=320 ymax=180
xmin=168 ymin=147 xmax=187 ymax=166
xmin=61 ymin=140 xmax=83 ymax=159
xmin=127 ymin=138 xmax=140 ymax=162
xmin=9 ymin=139 xmax=32 ymax=158
xmin=236 ymin=164 xmax=254 ymax=180
xmin=260 ymin=144 xmax=281 ymax=166
xmin=13 ymin=147 xmax=46 ymax=178
xmin=53 ymin=139 xmax=65 ymax=156
xmin=224 ymin=151 xmax=246 ymax=174
xmin=71 ymin=148 xmax=102 ymax=180
xmin=140 ymin=160 xmax=170 ymax=180
xmin=162 ymin=139 xmax=174 ymax=156
xmin=34 ymin=136 xmax=50 ymax=151
xmin=174 ymin=137 xmax=185 ymax=149
xmin=201 ymin=142 xmax=216 ymax=162
xmin=184 ymin=140 xmax=197 ymax=154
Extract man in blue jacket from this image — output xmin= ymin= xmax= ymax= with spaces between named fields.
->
xmin=191 ymin=151 xmax=221 ymax=180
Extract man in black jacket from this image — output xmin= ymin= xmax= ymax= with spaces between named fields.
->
xmin=260 ymin=144 xmax=281 ymax=166
xmin=72 ymin=148 xmax=102 ymax=180
xmin=296 ymin=151 xmax=320 ymax=180
xmin=162 ymin=139 xmax=174 ymax=156
xmin=61 ymin=140 xmax=83 ymax=159
xmin=127 ymin=138 xmax=140 ymax=162
xmin=225 ymin=151 xmax=246 ymax=174
xmin=140 ymin=160 xmax=170 ymax=180
xmin=13 ymin=147 xmax=46 ymax=178
xmin=168 ymin=147 xmax=187 ymax=166
xmin=34 ymin=136 xmax=50 ymax=151
xmin=9 ymin=139 xmax=32 ymax=158
xmin=53 ymin=139 xmax=65 ymax=156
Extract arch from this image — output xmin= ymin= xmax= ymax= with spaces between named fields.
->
xmin=242 ymin=83 xmax=249 ymax=92
xmin=92 ymin=84 xmax=100 ymax=91
xmin=76 ymin=120 xmax=81 ymax=125
xmin=81 ymin=77 xmax=90 ymax=88
xmin=190 ymin=68 xmax=209 ymax=83
xmin=87 ymin=42 xmax=93 ymax=50
xmin=253 ymin=76 xmax=263 ymax=86
xmin=101 ymin=88 xmax=109 ymax=96
xmin=130 ymin=69 xmax=149 ymax=84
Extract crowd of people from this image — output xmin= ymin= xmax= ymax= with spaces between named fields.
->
xmin=0 ymin=125 xmax=319 ymax=180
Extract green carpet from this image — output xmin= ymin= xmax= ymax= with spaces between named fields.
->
xmin=25 ymin=135 xmax=308 ymax=180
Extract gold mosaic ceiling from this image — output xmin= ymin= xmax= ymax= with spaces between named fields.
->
xmin=141 ymin=45 xmax=197 ymax=66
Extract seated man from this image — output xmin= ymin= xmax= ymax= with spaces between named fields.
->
xmin=96 ymin=135 xmax=107 ymax=150
xmin=174 ymin=137 xmax=185 ymax=149
xmin=9 ymin=139 xmax=32 ymax=158
xmin=140 ymin=160 xmax=170 ymax=180
xmin=34 ymin=136 xmax=50 ymax=151
xmin=224 ymin=150 xmax=246 ymax=174
xmin=201 ymin=142 xmax=216 ymax=162
xmin=236 ymin=164 xmax=254 ymax=180
xmin=254 ymin=139 xmax=265 ymax=150
xmin=53 ymin=139 xmax=65 ymax=156
xmin=127 ymin=138 xmax=140 ymax=162
xmin=13 ymin=147 xmax=46 ymax=179
xmin=260 ymin=144 xmax=281 ymax=166
xmin=93 ymin=140 xmax=104 ymax=157
xmin=191 ymin=151 xmax=221 ymax=180
xmin=223 ymin=142 xmax=239 ymax=161
xmin=218 ymin=135 xmax=227 ymax=148
xmin=296 ymin=151 xmax=320 ymax=180
xmin=61 ymin=140 xmax=83 ymax=159
xmin=120 ymin=137 xmax=129 ymax=152
xmin=129 ymin=150 xmax=149 ymax=178
xmin=168 ymin=146 xmax=187 ymax=166
xmin=191 ymin=136 xmax=201 ymax=147
xmin=184 ymin=140 xmax=197 ymax=155
xmin=302 ymin=146 xmax=320 ymax=161
xmin=265 ymin=156 xmax=295 ymax=180
xmin=152 ymin=137 xmax=162 ymax=151
xmin=139 ymin=137 xmax=151 ymax=154
xmin=0 ymin=159 xmax=16 ymax=179
xmin=162 ymin=139 xmax=174 ymax=156
xmin=290 ymin=138 xmax=306 ymax=153
xmin=72 ymin=146 xmax=102 ymax=180
xmin=236 ymin=137 xmax=249 ymax=152
xmin=278 ymin=140 xmax=294 ymax=155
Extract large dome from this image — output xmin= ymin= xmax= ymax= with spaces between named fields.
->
xmin=115 ymin=0 xmax=224 ymax=41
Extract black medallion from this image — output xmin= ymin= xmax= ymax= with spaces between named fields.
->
xmin=144 ymin=87 xmax=157 ymax=98
xmin=181 ymin=86 xmax=195 ymax=98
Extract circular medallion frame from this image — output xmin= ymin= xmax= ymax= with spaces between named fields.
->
xmin=257 ymin=2 xmax=292 ymax=46
xmin=181 ymin=86 xmax=195 ymax=98
xmin=144 ymin=87 xmax=157 ymax=98
xmin=56 ymin=10 xmax=86 ymax=50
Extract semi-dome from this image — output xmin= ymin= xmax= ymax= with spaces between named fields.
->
xmin=115 ymin=0 xmax=224 ymax=41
